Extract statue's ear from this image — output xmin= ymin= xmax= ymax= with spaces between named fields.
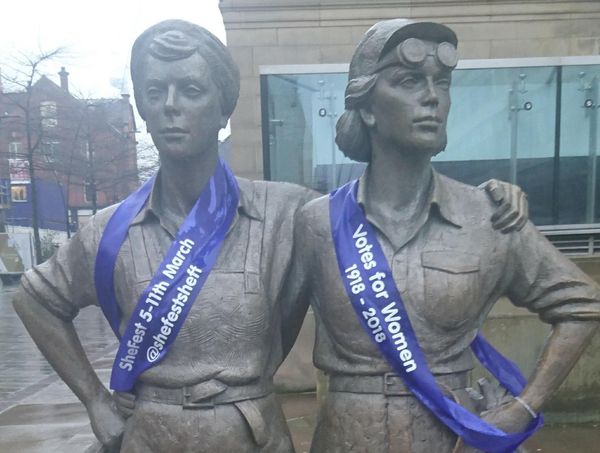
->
xmin=359 ymin=107 xmax=376 ymax=128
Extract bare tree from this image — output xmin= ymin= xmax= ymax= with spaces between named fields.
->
xmin=1 ymin=50 xmax=143 ymax=255
xmin=1 ymin=51 xmax=142 ymax=249
xmin=80 ymin=99 xmax=141 ymax=214
xmin=1 ymin=48 xmax=67 ymax=263
xmin=38 ymin=101 xmax=86 ymax=238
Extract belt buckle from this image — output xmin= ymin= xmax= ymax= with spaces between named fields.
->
xmin=383 ymin=372 xmax=406 ymax=396
xmin=182 ymin=386 xmax=215 ymax=409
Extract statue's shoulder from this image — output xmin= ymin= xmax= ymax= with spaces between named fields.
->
xmin=237 ymin=177 xmax=319 ymax=214
xmin=75 ymin=202 xmax=133 ymax=247
xmin=296 ymin=194 xmax=331 ymax=238
xmin=87 ymin=203 xmax=121 ymax=231
xmin=439 ymin=173 xmax=496 ymax=203
xmin=434 ymin=172 xmax=500 ymax=226
xmin=55 ymin=202 xmax=122 ymax=255
xmin=300 ymin=193 xmax=329 ymax=215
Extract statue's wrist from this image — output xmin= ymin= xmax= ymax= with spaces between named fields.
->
xmin=513 ymin=396 xmax=538 ymax=419
xmin=83 ymin=386 xmax=111 ymax=408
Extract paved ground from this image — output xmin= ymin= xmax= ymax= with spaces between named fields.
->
xmin=1 ymin=284 xmax=600 ymax=452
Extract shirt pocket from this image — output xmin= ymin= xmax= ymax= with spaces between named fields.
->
xmin=421 ymin=250 xmax=481 ymax=330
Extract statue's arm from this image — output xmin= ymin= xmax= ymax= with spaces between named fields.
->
xmin=483 ymin=223 xmax=600 ymax=433
xmin=481 ymin=320 xmax=598 ymax=433
xmin=13 ymin=288 xmax=125 ymax=451
xmin=279 ymin=202 xmax=314 ymax=360
xmin=520 ymin=320 xmax=598 ymax=413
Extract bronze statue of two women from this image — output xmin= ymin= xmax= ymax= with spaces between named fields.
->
xmin=13 ymin=18 xmax=599 ymax=453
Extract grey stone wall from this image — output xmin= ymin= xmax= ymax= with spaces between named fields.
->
xmin=221 ymin=0 xmax=600 ymax=179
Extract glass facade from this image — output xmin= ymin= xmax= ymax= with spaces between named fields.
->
xmin=261 ymin=59 xmax=600 ymax=227
xmin=262 ymin=72 xmax=360 ymax=193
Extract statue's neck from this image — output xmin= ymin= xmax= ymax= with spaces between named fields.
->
xmin=365 ymin=147 xmax=432 ymax=212
xmin=361 ymin=146 xmax=433 ymax=249
xmin=158 ymin=151 xmax=219 ymax=219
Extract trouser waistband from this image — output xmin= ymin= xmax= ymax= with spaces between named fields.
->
xmin=328 ymin=371 xmax=469 ymax=396
xmin=135 ymin=379 xmax=273 ymax=409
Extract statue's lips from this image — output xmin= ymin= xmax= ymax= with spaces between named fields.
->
xmin=159 ymin=127 xmax=189 ymax=137
xmin=413 ymin=117 xmax=442 ymax=128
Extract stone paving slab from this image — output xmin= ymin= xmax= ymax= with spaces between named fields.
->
xmin=0 ymin=403 xmax=88 ymax=426
xmin=0 ymin=423 xmax=91 ymax=453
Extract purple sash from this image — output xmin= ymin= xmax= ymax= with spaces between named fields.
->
xmin=94 ymin=158 xmax=239 ymax=391
xmin=329 ymin=180 xmax=543 ymax=453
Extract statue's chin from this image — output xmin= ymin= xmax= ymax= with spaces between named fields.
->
xmin=432 ymin=146 xmax=446 ymax=157
xmin=428 ymin=137 xmax=448 ymax=158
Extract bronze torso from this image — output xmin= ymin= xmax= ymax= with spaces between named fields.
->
xmin=293 ymin=171 xmax=600 ymax=453
xmin=21 ymin=177 xmax=316 ymax=452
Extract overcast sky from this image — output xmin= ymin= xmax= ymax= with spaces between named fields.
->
xmin=0 ymin=0 xmax=226 ymax=98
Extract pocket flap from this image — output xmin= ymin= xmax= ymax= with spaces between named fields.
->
xmin=421 ymin=251 xmax=479 ymax=274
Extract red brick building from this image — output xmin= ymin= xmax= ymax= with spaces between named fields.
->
xmin=0 ymin=67 xmax=138 ymax=233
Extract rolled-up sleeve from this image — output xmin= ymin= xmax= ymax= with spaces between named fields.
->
xmin=506 ymin=222 xmax=600 ymax=323
xmin=20 ymin=218 xmax=102 ymax=322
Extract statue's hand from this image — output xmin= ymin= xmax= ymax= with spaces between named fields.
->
xmin=114 ymin=391 xmax=136 ymax=419
xmin=480 ymin=179 xmax=528 ymax=233
xmin=86 ymin=391 xmax=126 ymax=452
xmin=477 ymin=377 xmax=513 ymax=410
xmin=457 ymin=379 xmax=532 ymax=452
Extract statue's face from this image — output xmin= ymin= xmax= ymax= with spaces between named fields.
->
xmin=139 ymin=52 xmax=223 ymax=160
xmin=366 ymin=40 xmax=452 ymax=157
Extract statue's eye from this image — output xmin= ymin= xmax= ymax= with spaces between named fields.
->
xmin=146 ymin=87 xmax=162 ymax=101
xmin=183 ymin=85 xmax=203 ymax=98
xmin=389 ymin=70 xmax=424 ymax=89
xmin=436 ymin=79 xmax=450 ymax=90
xmin=436 ymin=77 xmax=451 ymax=90
xmin=399 ymin=76 xmax=419 ymax=88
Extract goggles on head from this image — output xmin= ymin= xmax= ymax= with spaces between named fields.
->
xmin=372 ymin=38 xmax=458 ymax=74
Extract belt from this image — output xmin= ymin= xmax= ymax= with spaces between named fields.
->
xmin=135 ymin=379 xmax=273 ymax=409
xmin=329 ymin=372 xmax=469 ymax=397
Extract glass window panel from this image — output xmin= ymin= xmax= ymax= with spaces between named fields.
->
xmin=559 ymin=65 xmax=600 ymax=225
xmin=264 ymin=73 xmax=365 ymax=193
xmin=439 ymin=66 xmax=557 ymax=225
xmin=11 ymin=184 xmax=28 ymax=202
xmin=40 ymin=101 xmax=58 ymax=129
xmin=263 ymin=62 xmax=600 ymax=227
xmin=8 ymin=142 xmax=22 ymax=159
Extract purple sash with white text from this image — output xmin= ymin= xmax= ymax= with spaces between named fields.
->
xmin=94 ymin=158 xmax=239 ymax=391
xmin=329 ymin=180 xmax=542 ymax=453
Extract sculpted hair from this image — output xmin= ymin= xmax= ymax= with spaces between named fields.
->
xmin=130 ymin=19 xmax=240 ymax=121
xmin=337 ymin=20 xmax=458 ymax=163
xmin=335 ymin=75 xmax=378 ymax=163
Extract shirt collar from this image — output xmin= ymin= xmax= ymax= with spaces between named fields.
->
xmin=130 ymin=171 xmax=263 ymax=231
xmin=356 ymin=166 xmax=463 ymax=229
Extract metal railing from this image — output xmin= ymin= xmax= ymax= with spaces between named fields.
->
xmin=539 ymin=224 xmax=600 ymax=256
